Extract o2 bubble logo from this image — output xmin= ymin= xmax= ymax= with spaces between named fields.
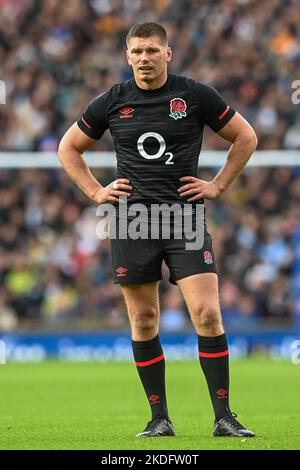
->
xmin=137 ymin=132 xmax=174 ymax=164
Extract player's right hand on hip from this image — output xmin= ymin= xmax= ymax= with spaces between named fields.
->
xmin=91 ymin=179 xmax=132 ymax=204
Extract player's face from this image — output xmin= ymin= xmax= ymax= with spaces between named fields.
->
xmin=126 ymin=36 xmax=172 ymax=87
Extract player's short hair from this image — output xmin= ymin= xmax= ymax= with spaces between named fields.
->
xmin=126 ymin=22 xmax=168 ymax=47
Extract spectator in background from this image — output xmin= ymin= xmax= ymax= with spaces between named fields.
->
xmin=284 ymin=117 xmax=300 ymax=149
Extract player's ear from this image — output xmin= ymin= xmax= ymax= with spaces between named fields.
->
xmin=126 ymin=50 xmax=132 ymax=66
xmin=166 ymin=46 xmax=172 ymax=63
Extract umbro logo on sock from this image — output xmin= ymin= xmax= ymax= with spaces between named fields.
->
xmin=149 ymin=394 xmax=160 ymax=405
xmin=216 ymin=388 xmax=228 ymax=399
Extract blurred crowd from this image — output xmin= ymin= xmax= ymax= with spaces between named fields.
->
xmin=0 ymin=0 xmax=300 ymax=151
xmin=0 ymin=0 xmax=299 ymax=331
xmin=0 ymin=166 xmax=298 ymax=332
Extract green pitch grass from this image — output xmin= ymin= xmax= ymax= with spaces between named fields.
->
xmin=0 ymin=358 xmax=299 ymax=450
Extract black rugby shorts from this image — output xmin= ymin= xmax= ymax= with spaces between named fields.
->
xmin=110 ymin=209 xmax=217 ymax=285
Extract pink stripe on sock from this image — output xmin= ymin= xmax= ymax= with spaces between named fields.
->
xmin=198 ymin=349 xmax=229 ymax=358
xmin=136 ymin=354 xmax=165 ymax=367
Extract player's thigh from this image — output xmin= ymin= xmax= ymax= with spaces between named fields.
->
xmin=121 ymin=281 xmax=160 ymax=317
xmin=177 ymin=272 xmax=221 ymax=319
xmin=110 ymin=230 xmax=163 ymax=285
xmin=163 ymin=225 xmax=217 ymax=285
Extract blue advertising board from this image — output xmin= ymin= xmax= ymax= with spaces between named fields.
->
xmin=0 ymin=331 xmax=299 ymax=362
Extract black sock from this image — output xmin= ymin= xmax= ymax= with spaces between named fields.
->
xmin=132 ymin=335 xmax=169 ymax=420
xmin=198 ymin=334 xmax=231 ymax=420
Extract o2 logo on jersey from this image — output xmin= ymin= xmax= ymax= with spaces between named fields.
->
xmin=137 ymin=132 xmax=174 ymax=164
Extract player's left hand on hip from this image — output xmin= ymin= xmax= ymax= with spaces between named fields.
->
xmin=178 ymin=176 xmax=221 ymax=201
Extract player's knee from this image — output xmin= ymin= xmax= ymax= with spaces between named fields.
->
xmin=131 ymin=308 xmax=159 ymax=334
xmin=194 ymin=306 xmax=222 ymax=332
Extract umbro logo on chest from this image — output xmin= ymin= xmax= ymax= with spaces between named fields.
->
xmin=119 ymin=107 xmax=135 ymax=118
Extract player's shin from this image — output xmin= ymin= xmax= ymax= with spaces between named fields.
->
xmin=132 ymin=335 xmax=169 ymax=419
xmin=198 ymin=334 xmax=231 ymax=420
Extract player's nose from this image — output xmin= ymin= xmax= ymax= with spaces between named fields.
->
xmin=140 ymin=52 xmax=150 ymax=62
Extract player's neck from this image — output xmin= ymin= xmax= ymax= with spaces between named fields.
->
xmin=134 ymin=71 xmax=168 ymax=91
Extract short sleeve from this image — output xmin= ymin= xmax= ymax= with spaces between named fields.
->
xmin=77 ymin=92 xmax=109 ymax=140
xmin=198 ymin=84 xmax=235 ymax=132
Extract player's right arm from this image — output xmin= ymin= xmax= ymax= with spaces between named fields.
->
xmin=58 ymin=91 xmax=132 ymax=204
xmin=58 ymin=123 xmax=131 ymax=204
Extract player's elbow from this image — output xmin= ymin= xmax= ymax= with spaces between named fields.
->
xmin=58 ymin=135 xmax=65 ymax=159
xmin=241 ymin=128 xmax=258 ymax=151
xmin=249 ymin=129 xmax=258 ymax=150
xmin=58 ymin=134 xmax=72 ymax=164
xmin=58 ymin=146 xmax=63 ymax=167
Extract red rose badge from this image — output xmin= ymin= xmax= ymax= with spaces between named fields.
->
xmin=203 ymin=251 xmax=213 ymax=265
xmin=169 ymin=98 xmax=187 ymax=120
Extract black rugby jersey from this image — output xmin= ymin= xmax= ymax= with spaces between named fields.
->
xmin=77 ymin=74 xmax=235 ymax=206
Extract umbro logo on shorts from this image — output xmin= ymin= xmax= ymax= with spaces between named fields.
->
xmin=116 ymin=266 xmax=128 ymax=276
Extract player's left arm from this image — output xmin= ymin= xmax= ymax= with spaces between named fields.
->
xmin=178 ymin=112 xmax=257 ymax=201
